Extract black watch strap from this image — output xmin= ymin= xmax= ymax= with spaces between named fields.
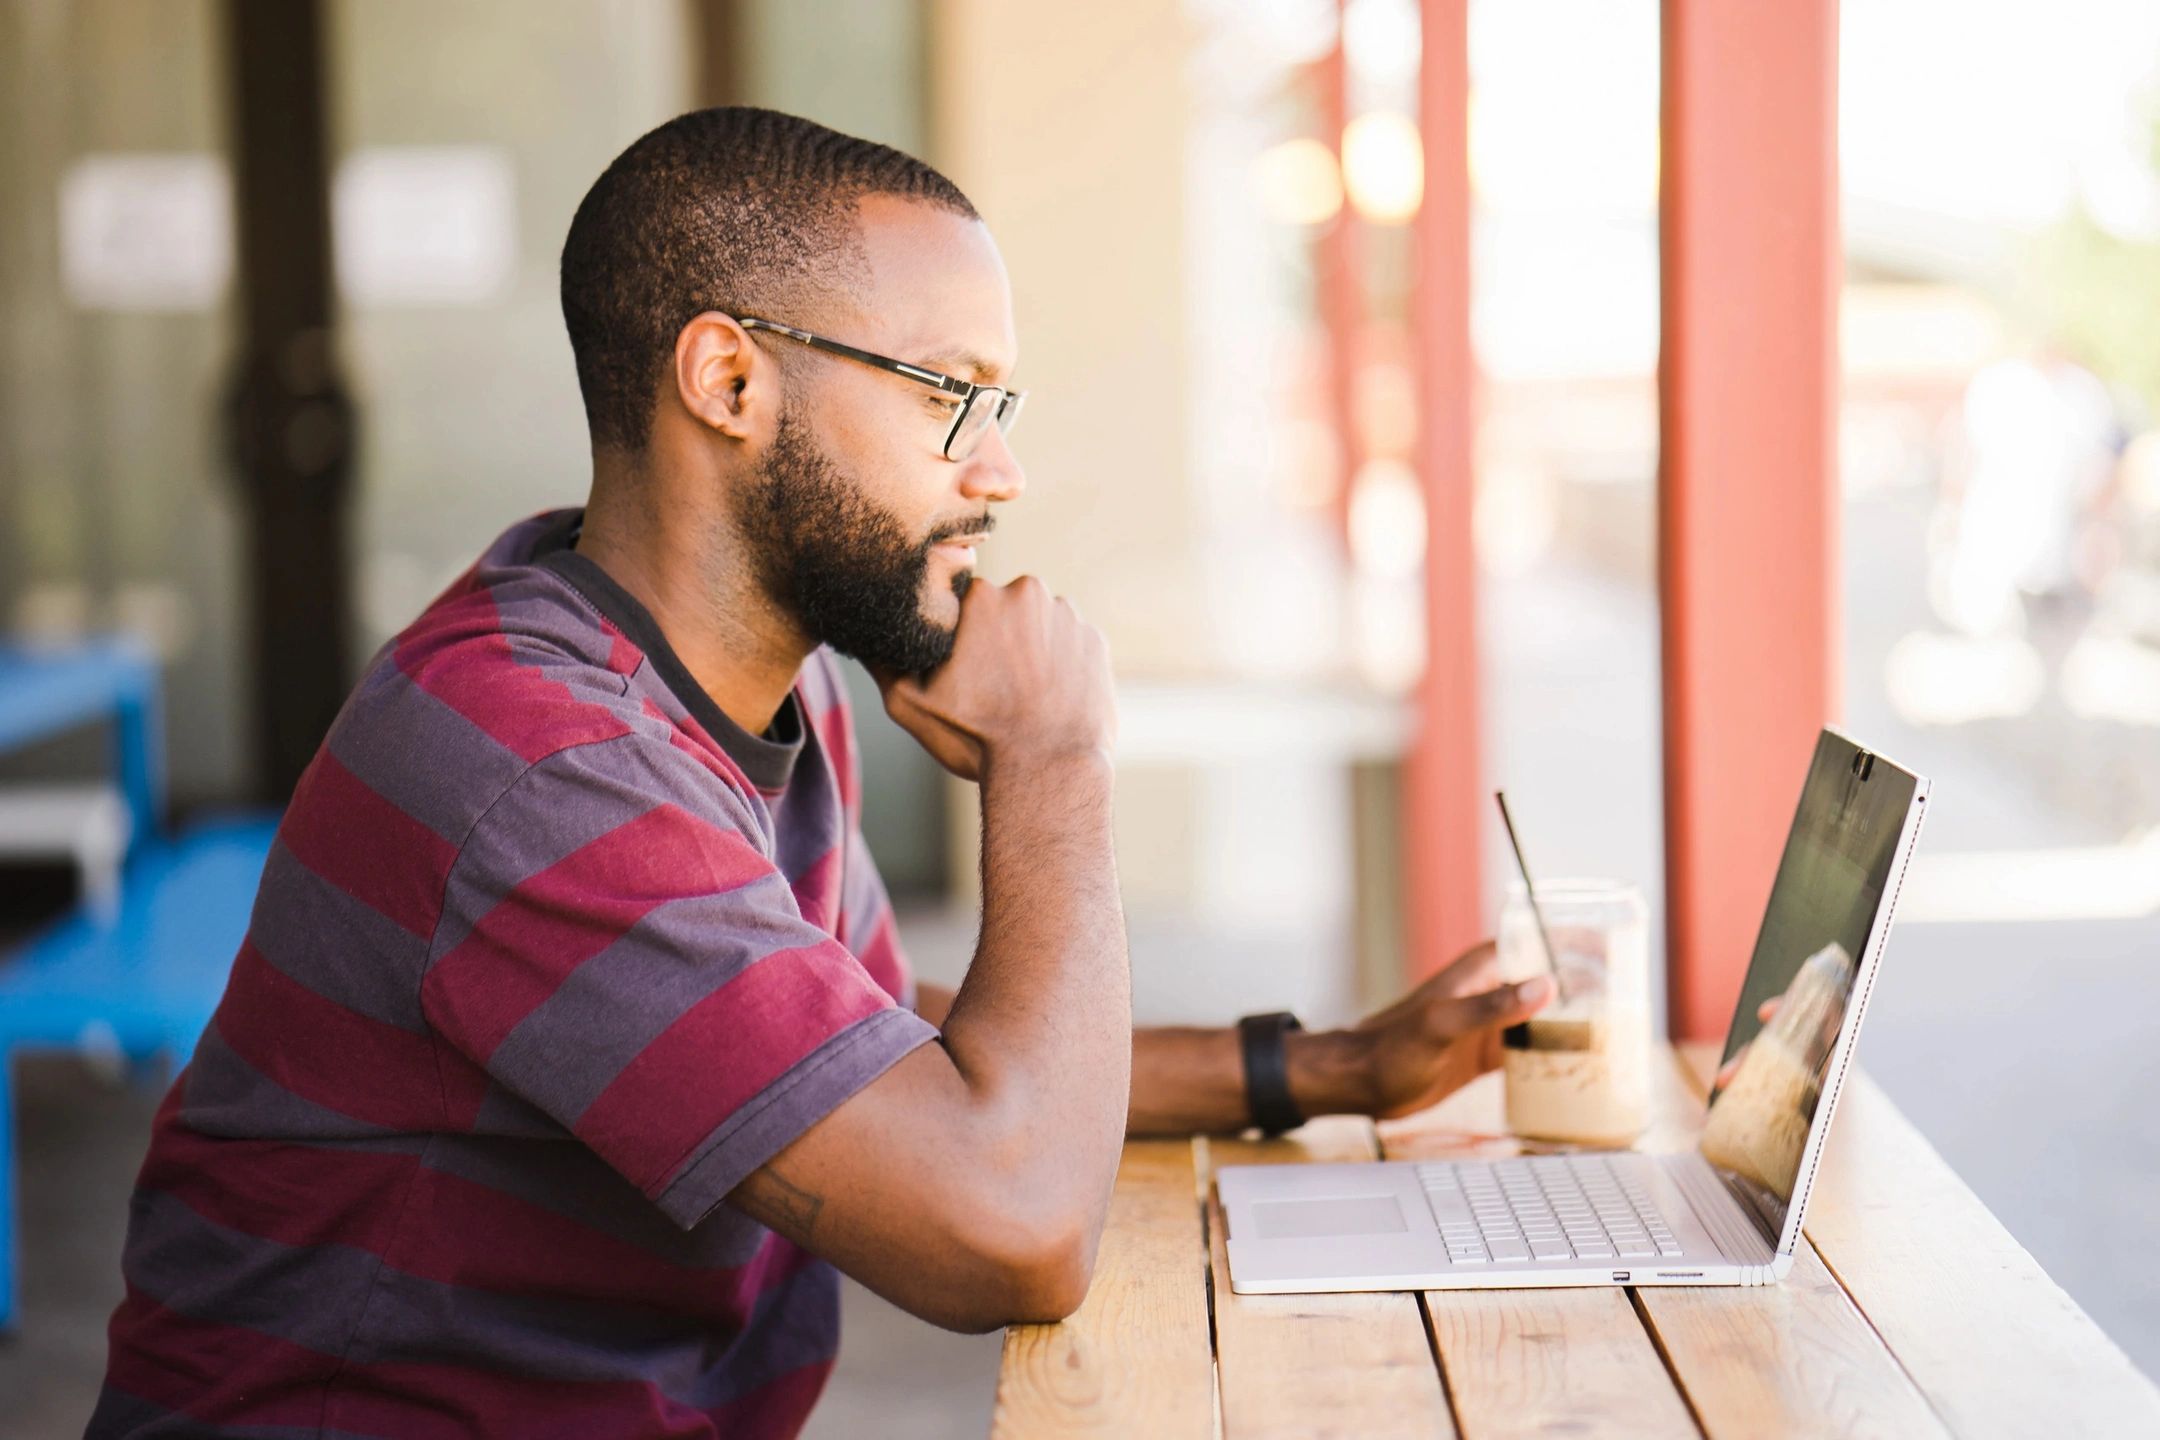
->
xmin=1238 ymin=1010 xmax=1306 ymax=1137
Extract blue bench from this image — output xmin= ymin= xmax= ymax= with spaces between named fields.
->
xmin=0 ymin=641 xmax=276 ymax=1330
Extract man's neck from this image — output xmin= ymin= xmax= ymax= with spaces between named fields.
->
xmin=575 ymin=476 xmax=811 ymax=737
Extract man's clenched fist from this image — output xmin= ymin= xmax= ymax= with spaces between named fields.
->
xmin=877 ymin=576 xmax=1115 ymax=783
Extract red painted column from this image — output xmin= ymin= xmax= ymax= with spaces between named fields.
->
xmin=1659 ymin=0 xmax=1841 ymax=1038
xmin=1405 ymin=0 xmax=1482 ymax=980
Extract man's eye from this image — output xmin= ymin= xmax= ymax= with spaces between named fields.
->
xmin=928 ymin=396 xmax=962 ymax=413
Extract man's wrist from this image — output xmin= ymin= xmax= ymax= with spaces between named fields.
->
xmin=1283 ymin=1028 xmax=1377 ymax=1120
xmin=980 ymin=740 xmax=1115 ymax=790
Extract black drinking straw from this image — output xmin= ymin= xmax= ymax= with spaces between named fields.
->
xmin=1495 ymin=790 xmax=1561 ymax=1049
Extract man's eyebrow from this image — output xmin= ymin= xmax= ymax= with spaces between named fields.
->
xmin=915 ymin=347 xmax=1010 ymax=384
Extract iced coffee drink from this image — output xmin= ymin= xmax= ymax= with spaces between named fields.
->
xmin=1498 ymin=881 xmax=1653 ymax=1146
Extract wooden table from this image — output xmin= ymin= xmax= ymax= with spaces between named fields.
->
xmin=992 ymin=1043 xmax=2160 ymax=1438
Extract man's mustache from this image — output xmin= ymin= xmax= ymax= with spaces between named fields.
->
xmin=923 ymin=513 xmax=997 ymax=549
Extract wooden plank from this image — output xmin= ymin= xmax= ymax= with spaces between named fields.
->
xmin=1379 ymin=1067 xmax=1698 ymax=1439
xmin=1679 ymin=1044 xmax=2160 ymax=1440
xmin=1635 ymin=1049 xmax=1949 ymax=1440
xmin=1205 ymin=1117 xmax=1457 ymax=1439
xmin=1423 ymin=1287 xmax=1700 ymax=1440
xmin=1639 ymin=1242 xmax=1947 ymax=1440
xmin=992 ymin=1139 xmax=1214 ymax=1439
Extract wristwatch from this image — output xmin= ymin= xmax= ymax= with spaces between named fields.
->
xmin=1237 ymin=1010 xmax=1306 ymax=1137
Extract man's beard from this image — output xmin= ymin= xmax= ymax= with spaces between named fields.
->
xmin=734 ymin=408 xmax=985 ymax=675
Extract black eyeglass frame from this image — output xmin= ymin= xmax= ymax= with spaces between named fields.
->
xmin=730 ymin=315 xmax=1026 ymax=461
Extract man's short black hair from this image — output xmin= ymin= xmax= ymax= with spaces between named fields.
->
xmin=560 ymin=106 xmax=979 ymax=453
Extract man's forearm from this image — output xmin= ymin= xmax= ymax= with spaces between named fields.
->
xmin=916 ymin=989 xmax=1377 ymax=1137
xmin=912 ymin=893 xmax=1371 ymax=1138
xmin=936 ymin=750 xmax=1130 ymax=1229
xmin=1124 ymin=1024 xmax=1375 ymax=1136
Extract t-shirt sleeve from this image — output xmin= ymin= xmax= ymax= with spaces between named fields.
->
xmin=420 ymin=731 xmax=940 ymax=1229
xmin=838 ymin=825 xmax=919 ymax=1011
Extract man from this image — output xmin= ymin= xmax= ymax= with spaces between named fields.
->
xmin=92 ymin=108 xmax=1552 ymax=1437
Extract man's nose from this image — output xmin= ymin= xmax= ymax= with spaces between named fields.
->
xmin=957 ymin=423 xmax=1026 ymax=503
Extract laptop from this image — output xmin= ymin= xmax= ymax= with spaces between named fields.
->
xmin=1218 ymin=728 xmax=1928 ymax=1293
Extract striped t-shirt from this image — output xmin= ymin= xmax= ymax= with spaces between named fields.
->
xmin=91 ymin=508 xmax=941 ymax=1438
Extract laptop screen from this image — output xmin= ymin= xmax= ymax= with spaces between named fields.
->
xmin=1699 ymin=730 xmax=1923 ymax=1237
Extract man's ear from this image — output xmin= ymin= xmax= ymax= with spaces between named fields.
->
xmin=671 ymin=312 xmax=771 ymax=441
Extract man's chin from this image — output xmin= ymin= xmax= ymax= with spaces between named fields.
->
xmin=928 ymin=570 xmax=971 ymax=622
xmin=919 ymin=602 xmax=962 ymax=649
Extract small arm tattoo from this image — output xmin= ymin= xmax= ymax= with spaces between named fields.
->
xmin=761 ymin=1166 xmax=825 ymax=1240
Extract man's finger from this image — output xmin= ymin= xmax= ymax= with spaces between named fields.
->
xmin=1432 ymin=939 xmax=1500 ymax=989
xmin=1714 ymin=1044 xmax=1748 ymax=1090
xmin=879 ymin=673 xmax=923 ymax=711
xmin=1446 ymin=974 xmax=1553 ymax=1035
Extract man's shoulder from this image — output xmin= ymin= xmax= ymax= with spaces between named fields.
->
xmin=375 ymin=562 xmax=641 ymax=745
xmin=316 ymin=540 xmax=740 ymax=856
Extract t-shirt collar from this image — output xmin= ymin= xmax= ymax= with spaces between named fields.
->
xmin=529 ymin=509 xmax=806 ymax=791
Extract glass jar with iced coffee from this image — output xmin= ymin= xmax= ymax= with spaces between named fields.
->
xmin=1496 ymin=879 xmax=1653 ymax=1146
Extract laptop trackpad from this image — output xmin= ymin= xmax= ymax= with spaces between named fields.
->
xmin=1250 ymin=1195 xmax=1408 ymax=1240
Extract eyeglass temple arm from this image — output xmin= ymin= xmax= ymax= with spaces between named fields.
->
xmin=734 ymin=316 xmax=979 ymax=399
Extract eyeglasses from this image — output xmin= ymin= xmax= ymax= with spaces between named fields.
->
xmin=731 ymin=316 xmax=1026 ymax=462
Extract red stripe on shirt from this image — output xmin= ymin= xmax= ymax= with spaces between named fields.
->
xmin=142 ymin=1104 xmax=413 ymax=1259
xmin=215 ymin=940 xmax=489 ymax=1130
xmin=423 ymin=802 xmax=773 ymax=1063
xmin=395 ymin=584 xmax=632 ymax=764
xmin=789 ymin=842 xmax=842 ymax=933
xmin=852 ymin=904 xmax=907 ymax=1006
xmin=813 ymin=694 xmax=859 ymax=818
xmin=599 ymin=615 xmax=642 ymax=677
xmin=276 ymin=750 xmax=459 ymax=940
xmin=574 ymin=943 xmax=896 ymax=1191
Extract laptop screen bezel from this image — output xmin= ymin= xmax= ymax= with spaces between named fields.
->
xmin=1696 ymin=727 xmax=1930 ymax=1258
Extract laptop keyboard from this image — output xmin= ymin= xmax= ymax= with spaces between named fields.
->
xmin=1415 ymin=1155 xmax=1684 ymax=1264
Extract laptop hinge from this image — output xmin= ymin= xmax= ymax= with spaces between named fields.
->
xmin=1719 ymin=1165 xmax=1788 ymax=1252
xmin=1673 ymin=1152 xmax=1780 ymax=1264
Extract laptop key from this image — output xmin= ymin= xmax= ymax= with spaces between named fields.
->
xmin=1529 ymin=1237 xmax=1572 ymax=1260
xmin=1425 ymin=1191 xmax=1476 ymax=1226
